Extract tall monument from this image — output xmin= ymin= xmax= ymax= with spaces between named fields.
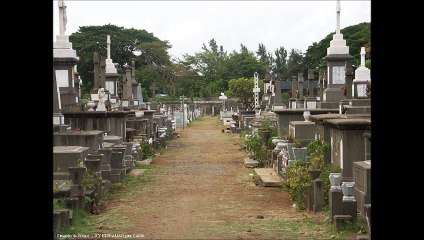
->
xmin=53 ymin=0 xmax=79 ymax=117
xmin=104 ymin=35 xmax=120 ymax=103
xmin=319 ymin=0 xmax=353 ymax=108
xmin=352 ymin=47 xmax=371 ymax=99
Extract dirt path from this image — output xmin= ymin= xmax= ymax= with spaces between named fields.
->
xmin=98 ymin=116 xmax=333 ymax=239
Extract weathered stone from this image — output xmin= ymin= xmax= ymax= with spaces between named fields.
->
xmin=333 ymin=215 xmax=353 ymax=232
xmin=330 ymin=188 xmax=343 ymax=223
xmin=313 ymin=179 xmax=324 ymax=212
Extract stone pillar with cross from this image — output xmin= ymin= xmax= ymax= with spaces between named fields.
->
xmin=53 ymin=0 xmax=79 ymax=113
xmin=306 ymin=69 xmax=317 ymax=109
xmin=319 ymin=0 xmax=352 ymax=109
xmin=149 ymin=83 xmax=160 ymax=112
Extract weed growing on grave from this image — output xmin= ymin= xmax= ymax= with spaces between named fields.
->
xmin=53 ymin=198 xmax=68 ymax=210
xmin=284 ymin=160 xmax=311 ymax=210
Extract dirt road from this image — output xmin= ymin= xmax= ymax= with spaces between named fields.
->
xmin=98 ymin=116 xmax=332 ymax=239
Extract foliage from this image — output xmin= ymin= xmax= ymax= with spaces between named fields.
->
xmin=260 ymin=121 xmax=278 ymax=149
xmin=365 ymin=59 xmax=371 ymax=70
xmin=320 ymin=164 xmax=342 ymax=205
xmin=53 ymin=198 xmax=68 ymax=210
xmin=140 ymin=141 xmax=153 ymax=158
xmin=82 ymin=170 xmax=102 ymax=191
xmin=284 ymin=160 xmax=311 ymax=210
xmin=227 ymin=77 xmax=264 ymax=109
xmin=287 ymin=49 xmax=305 ymax=78
xmin=366 ymin=80 xmax=371 ymax=97
xmin=69 ymin=24 xmax=163 ymax=94
xmin=307 ymin=139 xmax=330 ymax=170
xmin=293 ymin=139 xmax=302 ymax=148
xmin=304 ymin=22 xmax=371 ymax=70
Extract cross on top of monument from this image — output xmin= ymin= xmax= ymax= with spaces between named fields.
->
xmin=58 ymin=0 xmax=67 ymax=36
xmin=360 ymin=47 xmax=366 ymax=67
xmin=336 ymin=0 xmax=341 ymax=34
xmin=107 ymin=35 xmax=111 ymax=59
xmin=150 ymin=83 xmax=159 ymax=101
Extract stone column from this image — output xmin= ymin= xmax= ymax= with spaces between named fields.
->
xmin=53 ymin=67 xmax=64 ymax=125
xmin=92 ymin=52 xmax=100 ymax=91
xmin=100 ymin=56 xmax=106 ymax=88
xmin=319 ymin=68 xmax=324 ymax=101
xmin=274 ymin=80 xmax=282 ymax=104
xmin=123 ymin=69 xmax=132 ymax=99
xmin=290 ymin=76 xmax=298 ymax=108
xmin=307 ymin=69 xmax=314 ymax=98
xmin=345 ymin=61 xmax=353 ymax=99
xmin=298 ymin=72 xmax=304 ymax=100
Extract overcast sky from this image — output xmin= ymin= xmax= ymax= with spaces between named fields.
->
xmin=53 ymin=1 xmax=371 ymax=60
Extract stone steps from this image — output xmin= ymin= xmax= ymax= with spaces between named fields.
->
xmin=254 ymin=168 xmax=283 ymax=187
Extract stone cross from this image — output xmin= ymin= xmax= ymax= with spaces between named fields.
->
xmin=58 ymin=0 xmax=67 ymax=36
xmin=360 ymin=47 xmax=366 ymax=67
xmin=107 ymin=35 xmax=111 ymax=59
xmin=150 ymin=83 xmax=159 ymax=101
xmin=93 ymin=52 xmax=100 ymax=88
xmin=291 ymin=76 xmax=298 ymax=99
xmin=297 ymin=72 xmax=304 ymax=99
xmin=345 ymin=61 xmax=353 ymax=99
xmin=336 ymin=0 xmax=341 ymax=34
xmin=308 ymin=69 xmax=315 ymax=97
xmin=319 ymin=68 xmax=324 ymax=100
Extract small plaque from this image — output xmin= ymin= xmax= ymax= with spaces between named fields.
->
xmin=110 ymin=99 xmax=116 ymax=104
xmin=133 ymin=100 xmax=139 ymax=106
xmin=122 ymin=100 xmax=129 ymax=107
xmin=332 ymin=66 xmax=346 ymax=84
xmin=105 ymin=81 xmax=115 ymax=94
xmin=91 ymin=94 xmax=99 ymax=101
xmin=307 ymin=101 xmax=317 ymax=109
xmin=357 ymin=84 xmax=367 ymax=97
xmin=55 ymin=70 xmax=69 ymax=87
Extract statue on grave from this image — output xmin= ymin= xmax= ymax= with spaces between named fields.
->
xmin=98 ymin=87 xmax=106 ymax=105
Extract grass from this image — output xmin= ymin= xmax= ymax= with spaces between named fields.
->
xmin=57 ymin=163 xmax=164 ymax=237
xmin=196 ymin=213 xmax=366 ymax=239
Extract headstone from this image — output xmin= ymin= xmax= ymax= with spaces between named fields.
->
xmin=104 ymin=35 xmax=120 ymax=99
xmin=313 ymin=179 xmax=324 ymax=212
xmin=353 ymin=47 xmax=371 ymax=99
xmin=321 ymin=0 xmax=352 ymax=105
xmin=329 ymin=188 xmax=343 ymax=223
xmin=253 ymin=72 xmax=260 ymax=109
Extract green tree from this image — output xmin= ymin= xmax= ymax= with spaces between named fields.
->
xmin=304 ymin=22 xmax=371 ymax=70
xmin=227 ymin=77 xmax=264 ymax=109
xmin=69 ymin=24 xmax=162 ymax=94
xmin=272 ymin=46 xmax=288 ymax=81
xmin=287 ymin=49 xmax=305 ymax=78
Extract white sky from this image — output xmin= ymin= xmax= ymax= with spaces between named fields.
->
xmin=53 ymin=1 xmax=371 ymax=60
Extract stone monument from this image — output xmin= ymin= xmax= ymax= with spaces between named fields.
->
xmin=305 ymin=69 xmax=317 ymax=109
xmin=53 ymin=0 xmax=79 ymax=113
xmin=253 ymin=72 xmax=260 ymax=109
xmin=289 ymin=75 xmax=298 ymax=109
xmin=104 ymin=35 xmax=120 ymax=102
xmin=353 ymin=47 xmax=371 ymax=99
xmin=319 ymin=0 xmax=353 ymax=108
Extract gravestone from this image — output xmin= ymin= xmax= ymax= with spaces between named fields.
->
xmin=53 ymin=146 xmax=89 ymax=173
xmin=305 ymin=69 xmax=317 ymax=109
xmin=320 ymin=0 xmax=352 ymax=108
xmin=104 ymin=35 xmax=120 ymax=100
xmin=353 ymin=47 xmax=371 ymax=99
xmin=53 ymin=0 xmax=79 ymax=113
xmin=290 ymin=76 xmax=298 ymax=108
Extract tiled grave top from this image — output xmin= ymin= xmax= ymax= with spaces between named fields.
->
xmin=273 ymin=109 xmax=338 ymax=114
xmin=103 ymin=136 xmax=122 ymax=141
xmin=62 ymin=111 xmax=128 ymax=117
xmin=309 ymin=114 xmax=370 ymax=123
xmin=54 ymin=130 xmax=103 ymax=136
xmin=324 ymin=118 xmax=371 ymax=130
xmin=53 ymin=146 xmax=89 ymax=153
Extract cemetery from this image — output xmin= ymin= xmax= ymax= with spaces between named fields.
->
xmin=53 ymin=1 xmax=371 ymax=239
